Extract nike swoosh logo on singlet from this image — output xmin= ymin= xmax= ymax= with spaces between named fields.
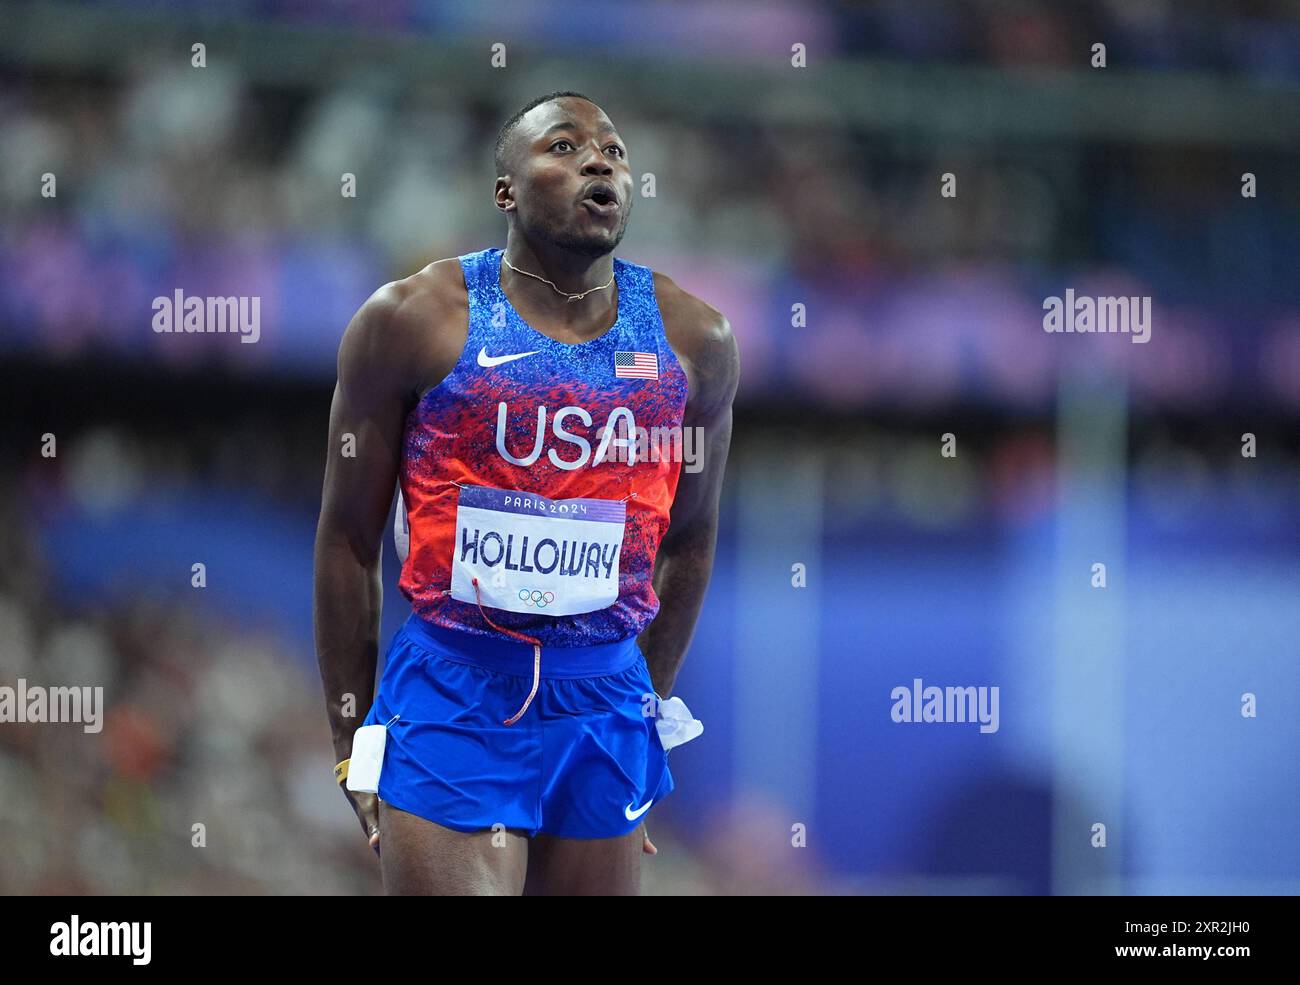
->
xmin=624 ymin=799 xmax=654 ymax=821
xmin=477 ymin=347 xmax=540 ymax=368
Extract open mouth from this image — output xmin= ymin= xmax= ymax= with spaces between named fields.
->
xmin=580 ymin=183 xmax=620 ymax=216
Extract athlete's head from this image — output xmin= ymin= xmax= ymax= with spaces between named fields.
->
xmin=494 ymin=91 xmax=632 ymax=258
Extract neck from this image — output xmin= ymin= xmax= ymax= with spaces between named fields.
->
xmin=502 ymin=237 xmax=616 ymax=324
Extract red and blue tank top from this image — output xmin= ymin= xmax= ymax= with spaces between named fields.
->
xmin=396 ymin=247 xmax=690 ymax=647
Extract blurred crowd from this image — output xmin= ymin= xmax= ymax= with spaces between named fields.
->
xmin=3 ymin=8 xmax=1298 ymax=406
xmin=839 ymin=0 xmax=1300 ymax=75
xmin=5 ymin=56 xmax=1294 ymax=408
xmin=0 ymin=476 xmax=378 ymax=893
xmin=43 ymin=0 xmax=1300 ymax=78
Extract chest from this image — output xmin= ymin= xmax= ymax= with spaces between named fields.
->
xmin=450 ymin=347 xmax=687 ymax=464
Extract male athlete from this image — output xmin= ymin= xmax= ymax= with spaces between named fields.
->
xmin=313 ymin=91 xmax=738 ymax=895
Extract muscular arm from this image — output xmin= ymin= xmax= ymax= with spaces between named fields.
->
xmin=637 ymin=277 xmax=741 ymax=698
xmin=313 ymin=286 xmax=414 ymax=767
xmin=314 ymin=262 xmax=464 ymax=851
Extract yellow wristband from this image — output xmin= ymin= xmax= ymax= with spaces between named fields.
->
xmin=334 ymin=759 xmax=350 ymax=785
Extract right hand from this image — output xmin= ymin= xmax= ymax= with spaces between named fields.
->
xmin=342 ymin=786 xmax=381 ymax=856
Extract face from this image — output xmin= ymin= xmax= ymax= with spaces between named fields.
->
xmin=496 ymin=98 xmax=634 ymax=257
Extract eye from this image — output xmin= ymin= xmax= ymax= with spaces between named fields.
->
xmin=550 ymin=139 xmax=573 ymax=152
xmin=605 ymin=144 xmax=625 ymax=158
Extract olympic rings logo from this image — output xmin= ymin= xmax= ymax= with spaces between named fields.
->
xmin=518 ymin=588 xmax=556 ymax=608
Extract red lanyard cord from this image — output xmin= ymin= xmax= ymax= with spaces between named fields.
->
xmin=471 ymin=577 xmax=541 ymax=726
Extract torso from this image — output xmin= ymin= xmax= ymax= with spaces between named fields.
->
xmin=394 ymin=247 xmax=692 ymax=647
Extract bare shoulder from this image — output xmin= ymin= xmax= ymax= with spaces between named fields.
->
xmin=339 ymin=257 xmax=469 ymax=401
xmin=652 ymin=270 xmax=740 ymax=415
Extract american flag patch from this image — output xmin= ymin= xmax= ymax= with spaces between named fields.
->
xmin=614 ymin=350 xmax=659 ymax=380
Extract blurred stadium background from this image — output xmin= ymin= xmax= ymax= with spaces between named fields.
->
xmin=2 ymin=0 xmax=1299 ymax=894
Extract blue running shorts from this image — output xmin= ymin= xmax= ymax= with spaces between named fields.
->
xmin=361 ymin=613 xmax=674 ymax=838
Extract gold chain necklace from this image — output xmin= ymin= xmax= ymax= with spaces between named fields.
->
xmin=503 ymin=256 xmax=615 ymax=303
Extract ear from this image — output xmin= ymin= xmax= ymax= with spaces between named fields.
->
xmin=494 ymin=176 xmax=516 ymax=214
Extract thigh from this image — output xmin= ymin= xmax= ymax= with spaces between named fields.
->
xmin=523 ymin=828 xmax=644 ymax=896
xmin=379 ymin=800 xmax=529 ymax=896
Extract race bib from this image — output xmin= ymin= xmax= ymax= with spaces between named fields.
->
xmin=450 ymin=485 xmax=626 ymax=616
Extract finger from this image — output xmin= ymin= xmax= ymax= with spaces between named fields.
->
xmin=346 ymin=789 xmax=381 ymax=852
xmin=362 ymin=797 xmax=381 ymax=854
xmin=641 ymin=824 xmax=657 ymax=855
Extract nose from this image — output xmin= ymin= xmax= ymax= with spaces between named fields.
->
xmin=579 ymin=142 xmax=613 ymax=176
